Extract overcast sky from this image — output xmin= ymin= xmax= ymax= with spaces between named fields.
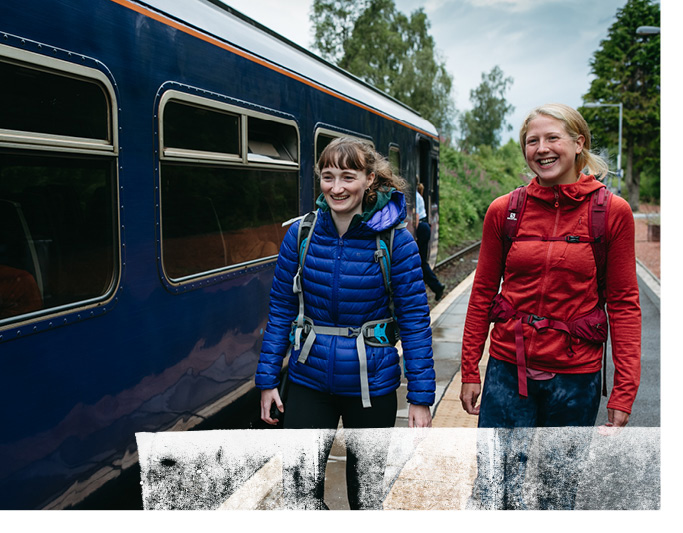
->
xmin=218 ymin=0 xmax=656 ymax=143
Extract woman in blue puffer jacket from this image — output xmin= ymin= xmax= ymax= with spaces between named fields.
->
xmin=256 ymin=137 xmax=435 ymax=509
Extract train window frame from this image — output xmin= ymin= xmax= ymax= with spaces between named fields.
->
xmin=157 ymin=89 xmax=301 ymax=286
xmin=0 ymin=44 xmax=118 ymax=156
xmin=159 ymin=90 xmax=299 ymax=168
xmin=388 ymin=144 xmax=401 ymax=176
xmin=0 ymin=44 xmax=120 ymax=331
xmin=313 ymin=128 xmax=373 ymax=161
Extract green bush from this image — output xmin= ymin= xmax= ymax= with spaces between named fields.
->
xmin=437 ymin=140 xmax=527 ymax=258
xmin=639 ymin=169 xmax=660 ymax=205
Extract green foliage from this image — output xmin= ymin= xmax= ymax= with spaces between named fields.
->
xmin=310 ymin=0 xmax=367 ymax=64
xmin=437 ymin=140 xmax=527 ymax=256
xmin=310 ymin=0 xmax=455 ymax=137
xmin=458 ymin=66 xmax=514 ymax=152
xmin=639 ymin=169 xmax=660 ymax=204
xmin=579 ymin=0 xmax=660 ymax=209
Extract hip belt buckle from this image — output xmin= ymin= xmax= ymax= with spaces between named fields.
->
xmin=527 ymin=314 xmax=545 ymax=325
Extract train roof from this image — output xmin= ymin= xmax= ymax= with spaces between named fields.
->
xmin=138 ymin=0 xmax=439 ymax=138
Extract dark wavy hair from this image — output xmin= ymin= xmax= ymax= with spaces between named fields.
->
xmin=315 ymin=137 xmax=407 ymax=207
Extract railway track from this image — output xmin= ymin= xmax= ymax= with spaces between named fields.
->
xmin=424 ymin=240 xmax=481 ymax=309
xmin=435 ymin=240 xmax=482 ymax=271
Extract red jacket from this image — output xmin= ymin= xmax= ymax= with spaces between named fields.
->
xmin=461 ymin=175 xmax=641 ymax=413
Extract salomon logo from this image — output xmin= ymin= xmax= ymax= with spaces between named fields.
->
xmin=507 ymin=213 xmax=517 ymax=221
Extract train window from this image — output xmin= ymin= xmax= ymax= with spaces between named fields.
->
xmin=159 ymin=91 xmax=299 ymax=281
xmin=248 ymin=117 xmax=298 ymax=165
xmin=163 ymin=100 xmax=240 ymax=157
xmin=389 ymin=146 xmax=401 ymax=176
xmin=0 ymin=48 xmax=118 ymax=324
xmin=0 ymin=61 xmax=110 ymax=142
xmin=0 ymin=155 xmax=116 ymax=320
xmin=315 ymin=133 xmax=336 ymax=164
xmin=161 ymin=165 xmax=296 ymax=279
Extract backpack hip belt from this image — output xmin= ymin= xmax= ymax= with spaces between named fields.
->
xmin=290 ymin=316 xmax=397 ymax=408
xmin=489 ymin=293 xmax=608 ymax=397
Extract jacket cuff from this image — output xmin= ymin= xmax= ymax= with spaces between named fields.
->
xmin=606 ymin=400 xmax=633 ymax=415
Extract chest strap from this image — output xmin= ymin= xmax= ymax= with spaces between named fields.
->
xmin=291 ymin=316 xmax=396 ymax=408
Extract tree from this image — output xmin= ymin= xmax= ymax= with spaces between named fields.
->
xmin=310 ymin=0 xmax=455 ymax=137
xmin=580 ymin=0 xmax=660 ymax=210
xmin=457 ymin=65 xmax=514 ymax=153
xmin=310 ymin=0 xmax=368 ymax=64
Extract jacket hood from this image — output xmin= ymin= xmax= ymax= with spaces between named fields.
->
xmin=316 ymin=188 xmax=406 ymax=233
xmin=526 ymin=173 xmax=605 ymax=207
xmin=365 ymin=189 xmax=406 ymax=232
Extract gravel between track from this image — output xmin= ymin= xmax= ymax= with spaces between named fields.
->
xmin=427 ymin=241 xmax=480 ymax=310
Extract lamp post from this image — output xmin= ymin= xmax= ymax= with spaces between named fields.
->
xmin=636 ymin=25 xmax=660 ymax=35
xmin=583 ymin=101 xmax=623 ymax=194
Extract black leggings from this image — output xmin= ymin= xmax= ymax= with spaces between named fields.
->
xmin=416 ymin=221 xmax=442 ymax=293
xmin=282 ymin=382 xmax=397 ymax=509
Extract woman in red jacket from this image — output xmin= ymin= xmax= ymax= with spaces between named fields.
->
xmin=459 ymin=103 xmax=641 ymax=509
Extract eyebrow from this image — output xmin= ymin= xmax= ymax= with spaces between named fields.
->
xmin=321 ymin=168 xmax=356 ymax=174
xmin=527 ymin=131 xmax=563 ymax=140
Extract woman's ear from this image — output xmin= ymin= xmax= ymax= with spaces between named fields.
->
xmin=367 ymin=171 xmax=376 ymax=187
xmin=575 ymin=134 xmax=586 ymax=154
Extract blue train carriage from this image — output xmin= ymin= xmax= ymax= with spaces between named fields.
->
xmin=0 ymin=0 xmax=440 ymax=509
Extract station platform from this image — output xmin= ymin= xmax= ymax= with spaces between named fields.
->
xmin=383 ymin=271 xmax=484 ymax=510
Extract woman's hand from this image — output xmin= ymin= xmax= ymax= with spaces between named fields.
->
xmin=408 ymin=404 xmax=432 ymax=428
xmin=607 ymin=408 xmax=630 ymax=427
xmin=459 ymin=382 xmax=481 ymax=415
xmin=260 ymin=388 xmax=283 ymax=426
xmin=598 ymin=408 xmax=630 ymax=436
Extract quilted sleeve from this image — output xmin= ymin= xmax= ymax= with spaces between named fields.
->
xmin=390 ymin=228 xmax=436 ymax=406
xmin=255 ymin=222 xmax=301 ymax=390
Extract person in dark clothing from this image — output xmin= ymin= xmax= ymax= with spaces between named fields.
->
xmin=415 ymin=182 xmax=445 ymax=301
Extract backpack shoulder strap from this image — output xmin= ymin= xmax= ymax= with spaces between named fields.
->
xmin=501 ymin=185 xmax=528 ymax=273
xmin=296 ymin=210 xmax=318 ymax=268
xmin=374 ymin=221 xmax=408 ymax=322
xmin=587 ymin=186 xmax=612 ymax=398
xmin=588 ymin=187 xmax=612 ymax=306
xmin=292 ymin=211 xmax=318 ymax=349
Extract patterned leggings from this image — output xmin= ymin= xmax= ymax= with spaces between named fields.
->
xmin=471 ymin=357 xmax=601 ymax=509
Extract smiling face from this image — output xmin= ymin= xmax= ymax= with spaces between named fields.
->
xmin=320 ymin=165 xmax=374 ymax=219
xmin=524 ymin=115 xmax=585 ymax=186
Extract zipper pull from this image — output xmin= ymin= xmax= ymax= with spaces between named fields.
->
xmin=554 ymin=190 xmax=559 ymax=208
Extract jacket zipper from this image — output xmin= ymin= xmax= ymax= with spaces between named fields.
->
xmin=529 ymin=189 xmax=561 ymax=361
xmin=328 ymin=235 xmax=344 ymax=391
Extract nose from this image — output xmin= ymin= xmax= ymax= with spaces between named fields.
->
xmin=537 ymin=139 xmax=549 ymax=152
xmin=330 ymin=177 xmax=345 ymax=192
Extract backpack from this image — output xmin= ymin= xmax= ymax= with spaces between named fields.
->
xmin=288 ymin=210 xmax=406 ymax=408
xmin=490 ymin=185 xmax=612 ymax=397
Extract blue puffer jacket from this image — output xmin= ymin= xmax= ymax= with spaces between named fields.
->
xmin=256 ymin=190 xmax=435 ymax=406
